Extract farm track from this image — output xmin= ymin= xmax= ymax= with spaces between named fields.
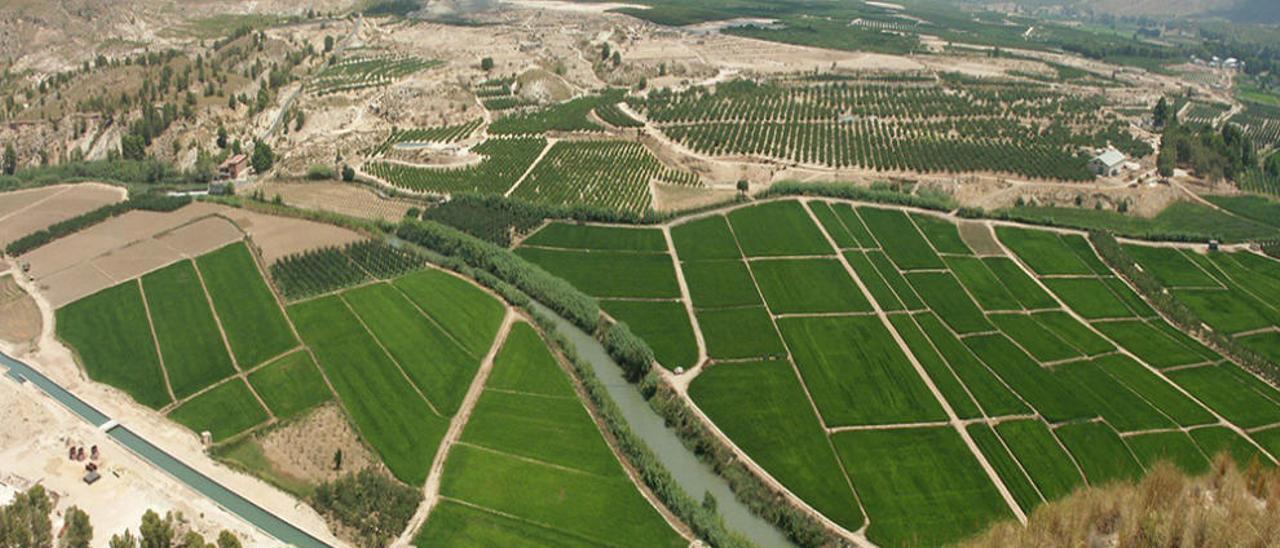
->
xmin=394 ymin=308 xmax=516 ymax=547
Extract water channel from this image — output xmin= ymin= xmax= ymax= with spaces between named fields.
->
xmin=534 ymin=303 xmax=792 ymax=547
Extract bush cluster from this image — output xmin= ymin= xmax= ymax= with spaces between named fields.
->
xmin=311 ymin=469 xmax=421 ymax=547
xmin=761 ymin=179 xmax=956 ymax=211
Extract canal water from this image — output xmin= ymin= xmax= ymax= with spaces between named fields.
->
xmin=0 ymin=351 xmax=329 ymax=548
xmin=534 ymin=303 xmax=792 ymax=547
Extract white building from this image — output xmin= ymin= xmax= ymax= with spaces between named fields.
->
xmin=1090 ymin=149 xmax=1126 ymax=177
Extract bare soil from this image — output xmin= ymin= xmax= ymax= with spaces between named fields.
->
xmin=0 ymin=183 xmax=126 ymax=247
xmin=0 ymin=275 xmax=41 ymax=347
xmin=250 ymin=181 xmax=416 ymax=222
xmin=218 ymin=208 xmax=363 ymax=264
xmin=256 ymin=403 xmax=376 ymax=486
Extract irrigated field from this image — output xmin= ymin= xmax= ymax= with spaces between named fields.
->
xmin=415 ymin=322 xmax=684 ymax=546
xmin=637 ymin=198 xmax=1280 ymax=545
xmin=517 ymin=223 xmax=697 ymax=370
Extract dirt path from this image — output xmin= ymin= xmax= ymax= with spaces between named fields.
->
xmin=503 ymin=138 xmax=557 ymax=197
xmin=392 ymin=309 xmax=516 ymax=547
xmin=661 ymin=225 xmax=706 ymax=373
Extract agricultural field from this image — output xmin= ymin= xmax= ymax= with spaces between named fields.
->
xmin=632 ymin=78 xmax=1147 ymax=181
xmin=269 ymin=239 xmax=428 ymax=301
xmin=657 ymin=198 xmax=1280 ymax=545
xmin=306 ymin=53 xmax=441 ymax=95
xmin=1121 ymin=245 xmax=1280 ymax=355
xmin=516 ymin=223 xmax=697 ymax=370
xmin=364 ymin=137 xmax=548 ymax=196
xmin=415 ymin=322 xmax=684 ymax=546
xmin=366 ymin=120 xmax=484 ymax=157
xmin=510 ymin=140 xmax=701 ymax=214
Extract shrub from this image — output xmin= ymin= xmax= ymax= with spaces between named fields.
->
xmin=311 ymin=469 xmax=421 ymax=547
xmin=306 ymin=164 xmax=334 ymax=180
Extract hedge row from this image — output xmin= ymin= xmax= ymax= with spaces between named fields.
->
xmin=4 ymin=193 xmax=190 ymax=256
xmin=1090 ymin=231 xmax=1280 ymax=385
xmin=760 ymin=180 xmax=956 ymax=211
xmin=394 ymin=218 xmax=600 ymax=330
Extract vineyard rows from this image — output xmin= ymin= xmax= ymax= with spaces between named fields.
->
xmin=475 ymin=77 xmax=531 ymax=111
xmin=364 ymin=137 xmax=547 ymax=195
xmin=1239 ymin=169 xmax=1280 ymax=196
xmin=368 ymin=119 xmax=483 ymax=157
xmin=271 ymin=240 xmax=427 ymax=300
xmin=1231 ymin=104 xmax=1280 ymax=151
xmin=630 ymin=79 xmax=1136 ymax=180
xmin=595 ymin=102 xmax=644 ymax=128
xmin=307 ymin=55 xmax=440 ymax=95
xmin=511 ymin=140 xmax=700 ymax=213
xmin=1181 ymin=102 xmax=1230 ymax=126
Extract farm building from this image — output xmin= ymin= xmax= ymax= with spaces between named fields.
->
xmin=218 ymin=154 xmax=249 ymax=180
xmin=1090 ymin=149 xmax=1126 ymax=176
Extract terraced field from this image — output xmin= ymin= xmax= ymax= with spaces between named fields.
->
xmin=566 ymin=198 xmax=1280 ymax=546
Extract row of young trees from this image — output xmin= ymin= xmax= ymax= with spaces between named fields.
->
xmin=365 ymin=137 xmax=546 ymax=195
xmin=511 ymin=140 xmax=701 ymax=213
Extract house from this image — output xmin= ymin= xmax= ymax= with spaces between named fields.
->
xmin=1090 ymin=149 xmax=1126 ymax=177
xmin=218 ymin=154 xmax=249 ymax=180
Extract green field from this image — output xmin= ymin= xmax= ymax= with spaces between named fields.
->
xmin=168 ymin=379 xmax=268 ymax=441
xmin=830 ymin=203 xmax=876 ymax=247
xmin=964 ymin=334 xmax=1092 ymax=422
xmin=671 ymin=215 xmax=741 ymax=261
xmin=859 ymin=207 xmax=944 ymax=270
xmin=915 ymin=313 xmax=1029 ymax=417
xmin=891 ymin=314 xmax=981 ymax=419
xmin=196 ymin=243 xmax=297 ymax=369
xmin=140 ymin=260 xmax=236 ymax=399
xmin=1126 ymin=431 xmax=1210 ymax=475
xmin=844 ymin=251 xmax=904 ymax=311
xmin=990 ymin=314 xmax=1081 ymax=363
xmin=982 ymin=257 xmax=1059 ymax=309
xmin=689 ymin=361 xmax=864 ymax=530
xmin=727 ymin=201 xmax=832 ymax=257
xmin=1189 ymin=426 xmax=1269 ymax=468
xmin=996 ymin=227 xmax=1092 ymax=275
xmin=1241 ymin=331 xmax=1280 ymax=363
xmin=809 ymin=201 xmax=859 ymax=248
xmin=57 ymin=282 xmax=170 ymax=409
xmin=246 ymin=351 xmax=331 ymax=420
xmin=516 ymin=247 xmax=680 ymax=298
xmin=1054 ymin=422 xmax=1143 ymax=485
xmin=1122 ymin=246 xmax=1219 ymax=288
xmin=946 ymin=256 xmax=1021 ymax=311
xmin=912 ymin=214 xmax=972 ymax=255
xmin=393 ymin=269 xmax=506 ymax=358
xmin=423 ymin=321 xmax=683 ymax=546
xmin=681 ymin=260 xmax=761 ymax=309
xmin=995 ymin=420 xmax=1084 ymax=502
xmin=1167 ymin=365 xmax=1280 ymax=429
xmin=833 ymin=427 xmax=1012 ymax=547
xmin=1042 ymin=278 xmax=1135 ymax=319
xmin=523 ymin=223 xmax=667 ymax=252
xmin=867 ymin=251 xmax=925 ymax=310
xmin=1031 ymin=311 xmax=1114 ymax=356
xmin=967 ymin=423 xmax=1041 ymax=514
xmin=749 ymin=259 xmax=870 ymax=314
xmin=1051 ymin=359 xmax=1175 ymax=432
xmin=906 ymin=272 xmax=993 ymax=334
xmin=289 ymin=296 xmax=448 ymax=485
xmin=601 ymin=300 xmax=697 ymax=370
xmin=780 ymin=316 xmax=945 ymax=426
xmin=1092 ymin=355 xmax=1215 ymax=427
xmin=1093 ymin=320 xmax=1208 ymax=368
xmin=344 ymin=283 xmax=479 ymax=416
xmin=697 ymin=306 xmax=785 ymax=359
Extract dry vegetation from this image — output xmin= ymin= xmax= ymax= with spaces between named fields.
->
xmin=966 ymin=456 xmax=1280 ymax=547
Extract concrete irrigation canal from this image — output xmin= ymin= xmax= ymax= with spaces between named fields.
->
xmin=0 ymin=351 xmax=329 ymax=548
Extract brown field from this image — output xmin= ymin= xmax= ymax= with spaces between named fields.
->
xmin=252 ymin=181 xmax=415 ymax=222
xmin=218 ymin=208 xmax=363 ymax=264
xmin=0 ymin=183 xmax=126 ymax=247
xmin=0 ymin=274 xmax=41 ymax=346
xmin=256 ymin=403 xmax=376 ymax=487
